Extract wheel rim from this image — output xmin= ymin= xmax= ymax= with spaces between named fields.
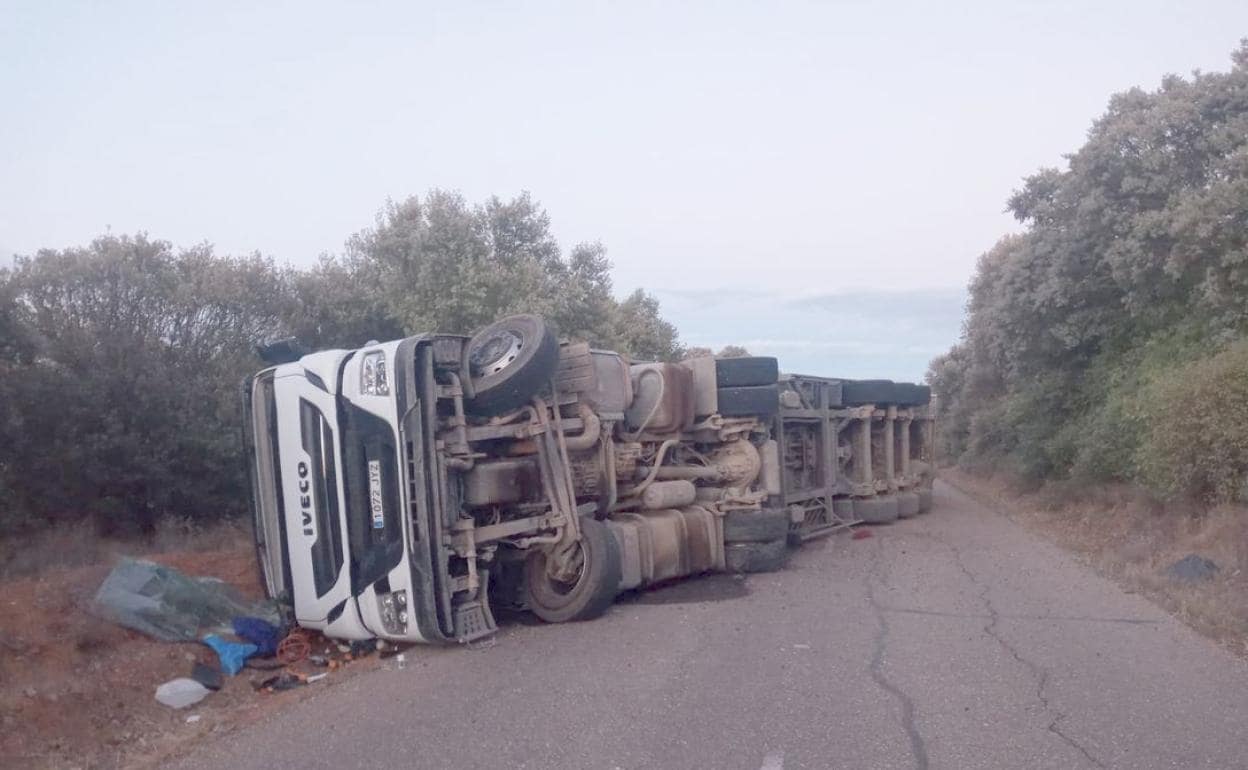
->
xmin=528 ymin=543 xmax=589 ymax=610
xmin=469 ymin=330 xmax=524 ymax=376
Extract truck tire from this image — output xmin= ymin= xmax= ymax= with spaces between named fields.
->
xmin=917 ymin=488 xmax=933 ymax=513
xmin=894 ymin=383 xmax=932 ymax=406
xmin=465 ymin=315 xmax=559 ymax=416
xmin=724 ymin=539 xmax=788 ymax=573
xmin=897 ymin=492 xmax=920 ymax=518
xmin=841 ymin=379 xmax=897 ymax=406
xmin=524 ymin=517 xmax=621 ymax=623
xmin=723 ymin=509 xmax=789 ymax=544
xmin=852 ymin=495 xmax=899 ymax=524
xmin=716 ymin=384 xmax=780 ymax=417
xmin=715 ymin=357 xmax=779 ymax=387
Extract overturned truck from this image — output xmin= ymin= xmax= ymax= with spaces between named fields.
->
xmin=243 ymin=315 xmax=934 ymax=644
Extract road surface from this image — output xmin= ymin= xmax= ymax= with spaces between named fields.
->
xmin=176 ymin=482 xmax=1248 ymax=769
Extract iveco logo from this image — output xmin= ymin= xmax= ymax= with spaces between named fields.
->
xmin=297 ymin=460 xmax=316 ymax=538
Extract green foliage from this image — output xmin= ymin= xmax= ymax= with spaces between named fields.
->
xmin=930 ymin=42 xmax=1248 ymax=502
xmin=340 ymin=190 xmax=682 ymax=359
xmin=0 ymin=192 xmax=683 ymax=535
xmin=683 ymin=345 xmax=752 ymax=359
xmin=1136 ymin=341 xmax=1248 ymax=503
xmin=613 ymin=289 xmax=683 ymax=362
xmin=0 ymin=235 xmax=290 ymax=535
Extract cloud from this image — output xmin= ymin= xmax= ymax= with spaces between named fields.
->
xmin=652 ymin=285 xmax=966 ymax=381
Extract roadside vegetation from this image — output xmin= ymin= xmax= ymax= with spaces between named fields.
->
xmin=0 ymin=191 xmax=683 ymax=544
xmin=929 ymin=42 xmax=1248 ymax=506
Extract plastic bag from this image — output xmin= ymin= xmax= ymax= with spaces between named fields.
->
xmin=202 ymin=634 xmax=258 ymax=675
xmin=91 ymin=558 xmax=280 ymax=643
xmin=155 ymin=678 xmax=211 ymax=709
xmin=233 ymin=616 xmax=282 ymax=657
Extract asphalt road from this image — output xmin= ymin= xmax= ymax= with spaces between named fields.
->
xmin=176 ymin=482 xmax=1248 ymax=770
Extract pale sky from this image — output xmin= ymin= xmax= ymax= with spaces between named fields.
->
xmin=3 ymin=1 xmax=1245 ymax=379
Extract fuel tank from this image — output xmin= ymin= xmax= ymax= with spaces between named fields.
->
xmin=607 ymin=505 xmax=724 ymax=591
xmin=624 ymin=363 xmax=695 ymax=435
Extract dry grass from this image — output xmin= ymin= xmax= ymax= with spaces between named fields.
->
xmin=0 ymin=516 xmax=251 ymax=580
xmin=945 ymin=468 xmax=1248 ymax=656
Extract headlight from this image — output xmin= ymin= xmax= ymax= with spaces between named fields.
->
xmin=378 ymin=589 xmax=408 ymax=634
xmin=361 ymin=351 xmax=389 ymax=396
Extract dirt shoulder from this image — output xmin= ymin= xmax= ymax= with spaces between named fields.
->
xmin=942 ymin=469 xmax=1248 ymax=657
xmin=0 ymin=543 xmax=387 ymax=769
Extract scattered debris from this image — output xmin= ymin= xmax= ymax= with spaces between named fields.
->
xmin=1166 ymin=554 xmax=1220 ymax=583
xmin=252 ymin=672 xmax=306 ymax=693
xmin=190 ymin=662 xmax=224 ymax=691
xmin=277 ymin=629 xmax=314 ymax=665
xmin=202 ymin=634 xmax=258 ymax=676
xmin=91 ymin=558 xmax=280 ymax=643
xmin=155 ymin=678 xmax=211 ymax=709
xmin=232 ymin=617 xmax=282 ymax=657
xmin=852 ymin=529 xmax=873 ymax=540
xmin=185 ymin=714 xmax=201 ymax=724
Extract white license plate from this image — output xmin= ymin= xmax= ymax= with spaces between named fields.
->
xmin=368 ymin=460 xmax=385 ymax=529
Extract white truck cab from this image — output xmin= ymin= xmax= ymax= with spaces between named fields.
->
xmin=247 ymin=332 xmax=498 ymax=644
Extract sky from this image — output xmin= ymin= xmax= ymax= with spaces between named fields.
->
xmin=2 ymin=1 xmax=1246 ymax=380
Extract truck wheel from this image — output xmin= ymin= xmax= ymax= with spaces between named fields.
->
xmin=840 ymin=379 xmax=897 ymax=406
xmin=465 ymin=315 xmax=559 ymax=416
xmin=715 ymin=357 xmax=779 ymax=387
xmin=896 ymin=383 xmax=931 ymax=406
xmin=897 ymin=492 xmax=920 ymax=518
xmin=723 ymin=509 xmax=789 ymax=544
xmin=917 ymin=488 xmax=933 ymax=513
xmin=724 ymin=539 xmax=788 ymax=573
xmin=852 ymin=496 xmax=899 ymax=524
xmin=524 ymin=517 xmax=621 ymax=623
xmin=716 ymin=384 xmax=780 ymax=417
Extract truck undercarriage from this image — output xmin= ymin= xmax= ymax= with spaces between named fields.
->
xmin=244 ymin=314 xmax=935 ymax=644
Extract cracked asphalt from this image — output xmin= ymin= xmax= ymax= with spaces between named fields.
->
xmin=175 ymin=482 xmax=1248 ymax=769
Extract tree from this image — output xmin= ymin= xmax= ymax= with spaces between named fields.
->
xmin=929 ymin=41 xmax=1248 ymax=496
xmin=345 ymin=190 xmax=681 ymax=357
xmin=286 ymin=255 xmax=403 ymax=350
xmin=614 ymin=289 xmax=683 ymax=361
xmin=0 ymin=235 xmax=290 ymax=534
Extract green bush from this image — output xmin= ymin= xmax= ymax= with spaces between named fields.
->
xmin=1136 ymin=341 xmax=1248 ymax=503
xmin=929 ymin=43 xmax=1248 ymax=502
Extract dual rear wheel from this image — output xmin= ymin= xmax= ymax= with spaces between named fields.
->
xmin=524 ymin=517 xmax=621 ymax=623
xmin=722 ymin=509 xmax=790 ymax=573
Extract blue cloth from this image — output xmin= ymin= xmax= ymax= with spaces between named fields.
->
xmin=232 ymin=616 xmax=282 ymax=657
xmin=202 ymin=634 xmax=258 ymax=675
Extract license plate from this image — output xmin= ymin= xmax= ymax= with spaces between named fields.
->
xmin=368 ymin=460 xmax=385 ymax=529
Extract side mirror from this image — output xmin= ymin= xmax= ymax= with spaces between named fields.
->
xmin=256 ymin=337 xmax=306 ymax=365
